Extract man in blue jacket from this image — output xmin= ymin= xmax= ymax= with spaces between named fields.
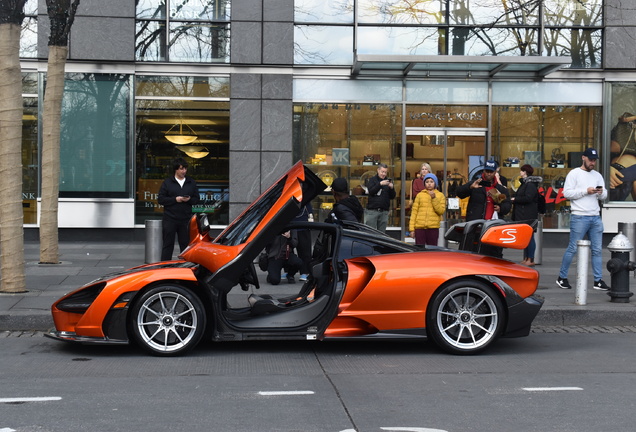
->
xmin=157 ymin=158 xmax=200 ymax=261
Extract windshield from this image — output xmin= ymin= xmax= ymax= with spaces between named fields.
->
xmin=215 ymin=177 xmax=286 ymax=246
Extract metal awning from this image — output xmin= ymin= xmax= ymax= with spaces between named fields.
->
xmin=352 ymin=55 xmax=571 ymax=79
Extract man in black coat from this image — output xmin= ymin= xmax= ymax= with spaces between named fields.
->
xmin=364 ymin=163 xmax=396 ymax=232
xmin=157 ymin=157 xmax=200 ymax=261
xmin=326 ymin=177 xmax=364 ymax=223
xmin=456 ymin=160 xmax=511 ymax=221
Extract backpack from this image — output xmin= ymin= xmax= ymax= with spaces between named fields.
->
xmin=537 ymin=192 xmax=546 ymax=214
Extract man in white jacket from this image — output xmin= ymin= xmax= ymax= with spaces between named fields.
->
xmin=556 ymin=148 xmax=609 ymax=291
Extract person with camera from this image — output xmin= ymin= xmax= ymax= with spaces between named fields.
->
xmin=364 ymin=163 xmax=396 ymax=233
xmin=556 ymin=148 xmax=609 ymax=291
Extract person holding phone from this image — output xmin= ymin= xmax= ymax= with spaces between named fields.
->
xmin=556 ymin=148 xmax=609 ymax=291
xmin=364 ymin=163 xmax=396 ymax=233
xmin=157 ymin=157 xmax=200 ymax=261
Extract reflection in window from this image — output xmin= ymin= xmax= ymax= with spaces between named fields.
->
xmin=294 ymin=0 xmax=602 ymax=68
xmin=136 ymin=0 xmax=230 ymax=62
xmin=358 ymin=0 xmax=445 ymax=25
xmin=294 ymin=25 xmax=354 ymax=65
xmin=295 ymin=0 xmax=353 ymax=23
xmin=60 ymin=74 xmax=130 ymax=197
xmin=19 ymin=0 xmax=38 ymax=58
xmin=358 ymin=26 xmax=444 ymax=56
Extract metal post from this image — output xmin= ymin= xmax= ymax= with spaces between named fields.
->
xmin=534 ymin=217 xmax=543 ymax=265
xmin=438 ymin=220 xmax=447 ymax=247
xmin=575 ymin=239 xmax=591 ymax=306
xmin=145 ymin=219 xmax=162 ymax=264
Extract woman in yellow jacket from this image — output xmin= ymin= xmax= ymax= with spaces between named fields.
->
xmin=409 ymin=173 xmax=446 ymax=246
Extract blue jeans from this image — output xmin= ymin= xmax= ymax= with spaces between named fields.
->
xmin=559 ymin=214 xmax=604 ymax=281
xmin=525 ymin=235 xmax=536 ymax=260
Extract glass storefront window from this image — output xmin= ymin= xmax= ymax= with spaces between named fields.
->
xmin=22 ymin=96 xmax=38 ymax=224
xmin=451 ymin=27 xmax=539 ymax=56
xmin=135 ymin=76 xmax=230 ymax=225
xmin=608 ymin=83 xmax=636 ymax=203
xmin=294 ymin=0 xmax=354 ymax=23
xmin=136 ymin=0 xmax=230 ymax=62
xmin=544 ymin=0 xmax=602 ymax=26
xmin=59 ymin=73 xmax=131 ymax=197
xmin=294 ymin=25 xmax=354 ymax=65
xmin=492 ymin=105 xmax=601 ymax=228
xmin=293 ymin=103 xmax=401 ymax=224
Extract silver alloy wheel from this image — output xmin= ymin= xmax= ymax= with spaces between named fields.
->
xmin=136 ymin=290 xmax=199 ymax=353
xmin=435 ymin=286 xmax=499 ymax=351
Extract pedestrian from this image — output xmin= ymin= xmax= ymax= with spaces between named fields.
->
xmin=455 ymin=159 xmax=511 ymax=258
xmin=409 ymin=173 xmax=446 ymax=246
xmin=326 ymin=177 xmax=364 ymax=223
xmin=265 ymin=231 xmax=303 ymax=285
xmin=411 ymin=162 xmax=433 ymax=200
xmin=556 ymin=148 xmax=610 ymax=291
xmin=455 ymin=160 xmax=511 ymax=222
xmin=511 ymin=164 xmax=541 ymax=266
xmin=364 ymin=163 xmax=396 ymax=233
xmin=293 ymin=203 xmax=314 ymax=282
xmin=157 ymin=157 xmax=200 ymax=261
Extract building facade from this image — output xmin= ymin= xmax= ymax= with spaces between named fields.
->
xmin=17 ymin=0 xmax=636 ymax=239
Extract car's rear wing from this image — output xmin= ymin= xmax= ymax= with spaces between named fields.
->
xmin=445 ymin=219 xmax=536 ymax=256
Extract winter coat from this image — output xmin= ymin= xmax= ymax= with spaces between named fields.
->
xmin=455 ymin=176 xmax=511 ymax=221
xmin=157 ymin=176 xmax=200 ymax=221
xmin=512 ymin=176 xmax=542 ymax=222
xmin=409 ymin=189 xmax=446 ymax=231
xmin=366 ymin=174 xmax=396 ymax=210
xmin=326 ymin=195 xmax=364 ymax=223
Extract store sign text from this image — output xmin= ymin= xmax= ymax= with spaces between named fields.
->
xmin=409 ymin=111 xmax=483 ymax=122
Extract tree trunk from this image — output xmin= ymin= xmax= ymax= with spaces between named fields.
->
xmin=0 ymin=22 xmax=26 ymax=292
xmin=39 ymin=45 xmax=67 ymax=264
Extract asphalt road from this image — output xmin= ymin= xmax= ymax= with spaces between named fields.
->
xmin=1 ymin=329 xmax=636 ymax=432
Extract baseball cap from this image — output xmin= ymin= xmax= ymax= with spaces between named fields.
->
xmin=582 ymin=148 xmax=599 ymax=160
xmin=484 ymin=160 xmax=498 ymax=171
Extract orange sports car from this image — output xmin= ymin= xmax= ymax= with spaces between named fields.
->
xmin=46 ymin=161 xmax=543 ymax=356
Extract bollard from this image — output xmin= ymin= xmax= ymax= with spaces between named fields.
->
xmin=606 ymin=232 xmax=635 ymax=303
xmin=145 ymin=219 xmax=162 ymax=264
xmin=534 ymin=217 xmax=543 ymax=265
xmin=575 ymin=239 xmax=590 ymax=306
xmin=438 ymin=220 xmax=447 ymax=247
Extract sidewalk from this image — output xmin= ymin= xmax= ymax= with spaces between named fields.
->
xmin=1 ymin=240 xmax=635 ymax=331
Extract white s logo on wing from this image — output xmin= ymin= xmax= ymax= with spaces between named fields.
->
xmin=499 ymin=228 xmax=517 ymax=244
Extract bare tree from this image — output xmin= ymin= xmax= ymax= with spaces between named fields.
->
xmin=39 ymin=0 xmax=79 ymax=263
xmin=0 ymin=0 xmax=27 ymax=293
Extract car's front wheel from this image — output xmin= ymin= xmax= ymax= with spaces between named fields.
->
xmin=426 ymin=279 xmax=504 ymax=355
xmin=130 ymin=284 xmax=206 ymax=356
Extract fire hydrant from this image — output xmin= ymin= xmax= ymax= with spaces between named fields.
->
xmin=606 ymin=232 xmax=636 ymax=303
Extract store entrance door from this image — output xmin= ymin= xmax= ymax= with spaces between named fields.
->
xmin=401 ymin=128 xmax=487 ymax=233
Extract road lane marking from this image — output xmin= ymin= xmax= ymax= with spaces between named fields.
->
xmin=522 ymin=387 xmax=583 ymax=392
xmin=0 ymin=396 xmax=62 ymax=403
xmin=0 ymin=428 xmax=17 ymax=432
xmin=258 ymin=391 xmax=314 ymax=396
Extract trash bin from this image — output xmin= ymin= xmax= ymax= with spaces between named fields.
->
xmin=618 ymin=222 xmax=636 ymax=263
xmin=145 ymin=219 xmax=162 ymax=264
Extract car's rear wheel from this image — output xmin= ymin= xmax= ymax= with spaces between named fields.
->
xmin=426 ymin=279 xmax=504 ymax=355
xmin=130 ymin=284 xmax=206 ymax=356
